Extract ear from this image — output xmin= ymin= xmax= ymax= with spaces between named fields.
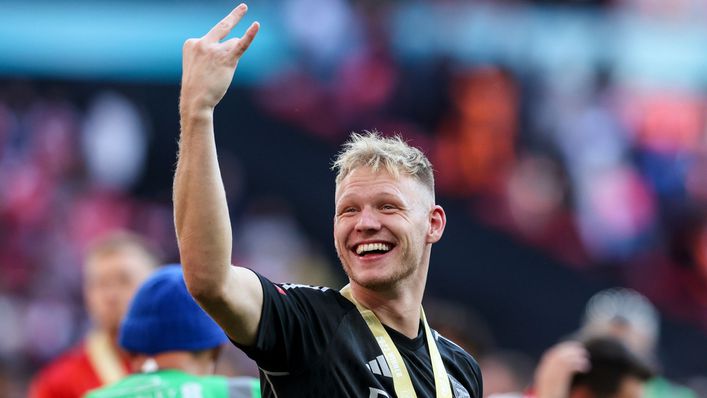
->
xmin=427 ymin=205 xmax=446 ymax=244
xmin=129 ymin=354 xmax=149 ymax=373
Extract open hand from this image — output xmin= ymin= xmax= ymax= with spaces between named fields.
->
xmin=180 ymin=4 xmax=259 ymax=114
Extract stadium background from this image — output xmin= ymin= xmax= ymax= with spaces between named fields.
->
xmin=1 ymin=0 xmax=707 ymax=396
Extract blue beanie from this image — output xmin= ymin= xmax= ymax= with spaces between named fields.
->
xmin=119 ymin=264 xmax=228 ymax=355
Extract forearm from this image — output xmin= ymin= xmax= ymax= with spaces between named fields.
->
xmin=173 ymin=108 xmax=232 ymax=298
xmin=171 ymin=5 xmax=262 ymax=343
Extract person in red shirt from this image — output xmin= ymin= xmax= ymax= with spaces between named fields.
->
xmin=29 ymin=231 xmax=159 ymax=398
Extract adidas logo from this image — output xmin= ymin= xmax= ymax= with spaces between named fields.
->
xmin=366 ymin=355 xmax=392 ymax=378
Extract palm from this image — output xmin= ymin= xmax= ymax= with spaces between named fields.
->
xmin=180 ymin=4 xmax=259 ymax=111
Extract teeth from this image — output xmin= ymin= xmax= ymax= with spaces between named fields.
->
xmin=356 ymin=243 xmax=391 ymax=255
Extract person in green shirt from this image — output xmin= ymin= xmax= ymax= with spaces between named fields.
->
xmin=577 ymin=288 xmax=696 ymax=398
xmin=85 ymin=265 xmax=260 ymax=398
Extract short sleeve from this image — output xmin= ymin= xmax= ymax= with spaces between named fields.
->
xmin=232 ymin=273 xmax=353 ymax=373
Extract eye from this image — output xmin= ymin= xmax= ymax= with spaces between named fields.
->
xmin=338 ymin=207 xmax=357 ymax=215
xmin=381 ymin=204 xmax=397 ymax=211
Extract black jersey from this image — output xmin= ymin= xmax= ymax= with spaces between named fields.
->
xmin=234 ymin=273 xmax=482 ymax=398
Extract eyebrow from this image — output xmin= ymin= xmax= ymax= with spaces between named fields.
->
xmin=336 ymin=190 xmax=409 ymax=208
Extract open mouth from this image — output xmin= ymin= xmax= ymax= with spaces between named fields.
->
xmin=353 ymin=242 xmax=394 ymax=257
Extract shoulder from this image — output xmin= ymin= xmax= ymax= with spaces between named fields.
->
xmin=33 ymin=343 xmax=91 ymax=379
xmin=225 ymin=376 xmax=260 ymax=398
xmin=277 ymin=281 xmax=339 ymax=299
xmin=234 ymin=273 xmax=356 ymax=372
xmin=83 ymin=374 xmax=151 ymax=398
xmin=31 ymin=343 xmax=96 ymax=394
xmin=256 ymin=272 xmax=353 ymax=313
xmin=179 ymin=374 xmax=259 ymax=397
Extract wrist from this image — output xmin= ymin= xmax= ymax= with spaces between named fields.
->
xmin=180 ymin=101 xmax=214 ymax=124
xmin=179 ymin=88 xmax=218 ymax=117
xmin=180 ymin=111 xmax=214 ymax=139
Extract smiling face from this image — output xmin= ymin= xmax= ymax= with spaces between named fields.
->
xmin=84 ymin=247 xmax=155 ymax=335
xmin=334 ymin=166 xmax=445 ymax=291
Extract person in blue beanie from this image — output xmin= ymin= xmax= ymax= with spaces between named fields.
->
xmin=84 ymin=265 xmax=260 ymax=398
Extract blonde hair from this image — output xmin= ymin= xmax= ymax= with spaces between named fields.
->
xmin=85 ymin=230 xmax=161 ymax=270
xmin=332 ymin=131 xmax=435 ymax=195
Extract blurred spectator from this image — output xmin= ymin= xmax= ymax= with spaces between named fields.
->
xmin=435 ymin=66 xmax=519 ymax=199
xmin=577 ymin=288 xmax=697 ymax=398
xmin=489 ymin=337 xmax=653 ymax=398
xmin=578 ymin=288 xmax=659 ymax=363
xmin=29 ymin=231 xmax=159 ymax=398
xmin=85 ymin=265 xmax=259 ymax=398
xmin=533 ymin=338 xmax=653 ymax=398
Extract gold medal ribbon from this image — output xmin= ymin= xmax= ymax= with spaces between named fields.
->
xmin=86 ymin=330 xmax=126 ymax=385
xmin=340 ymin=285 xmax=452 ymax=398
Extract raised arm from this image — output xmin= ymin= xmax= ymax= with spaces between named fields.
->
xmin=173 ymin=4 xmax=262 ymax=345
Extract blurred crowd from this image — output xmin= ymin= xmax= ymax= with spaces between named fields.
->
xmin=1 ymin=0 xmax=707 ymax=397
xmin=253 ymin=0 xmax=707 ymax=332
xmin=0 ymin=85 xmax=339 ymax=396
xmin=0 ymin=87 xmax=175 ymax=395
xmin=428 ymin=284 xmax=707 ymax=397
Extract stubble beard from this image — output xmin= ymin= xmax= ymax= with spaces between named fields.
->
xmin=338 ymin=244 xmax=420 ymax=292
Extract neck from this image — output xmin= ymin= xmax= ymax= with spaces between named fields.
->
xmin=131 ymin=351 xmax=216 ymax=376
xmin=94 ymin=327 xmax=128 ymax=360
xmin=106 ymin=329 xmax=120 ymax=350
xmin=350 ymin=277 xmax=426 ymax=339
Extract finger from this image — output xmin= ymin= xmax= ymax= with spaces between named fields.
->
xmin=226 ymin=22 xmax=260 ymax=58
xmin=204 ymin=3 xmax=248 ymax=42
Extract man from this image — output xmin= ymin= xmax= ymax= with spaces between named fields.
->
xmin=30 ymin=231 xmax=159 ymax=398
xmin=174 ymin=4 xmax=482 ymax=397
xmin=577 ymin=288 xmax=696 ymax=398
xmin=531 ymin=337 xmax=653 ymax=398
xmin=85 ymin=265 xmax=260 ymax=398
xmin=489 ymin=337 xmax=653 ymax=398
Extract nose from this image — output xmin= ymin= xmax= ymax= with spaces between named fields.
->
xmin=355 ymin=206 xmax=381 ymax=232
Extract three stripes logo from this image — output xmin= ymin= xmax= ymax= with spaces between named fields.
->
xmin=365 ymin=356 xmax=471 ymax=398
xmin=366 ymin=355 xmax=392 ymax=378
